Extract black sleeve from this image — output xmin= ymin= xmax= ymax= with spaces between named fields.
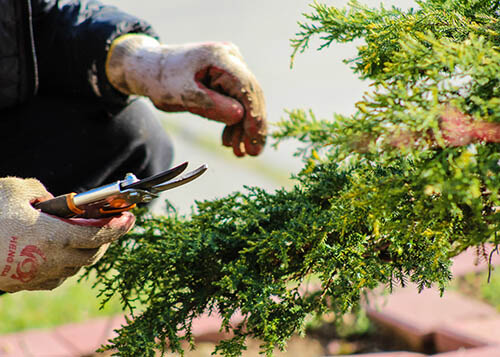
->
xmin=31 ymin=0 xmax=159 ymax=110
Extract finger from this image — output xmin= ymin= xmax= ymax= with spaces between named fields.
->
xmin=241 ymin=105 xmax=266 ymax=156
xmin=55 ymin=248 xmax=99 ymax=267
xmin=67 ymin=223 xmax=131 ymax=249
xmin=222 ymin=125 xmax=234 ymax=147
xmin=192 ymin=68 xmax=244 ymax=124
xmin=155 ymin=103 xmax=187 ymax=113
xmin=43 ymin=212 xmax=135 ymax=249
xmin=153 ymin=89 xmax=244 ymax=124
xmin=231 ymin=123 xmax=246 ymax=157
xmin=60 ymin=266 xmax=81 ymax=278
xmin=243 ymin=133 xmax=266 ymax=156
xmin=0 ymin=177 xmax=52 ymax=207
xmin=242 ymin=104 xmax=267 ymax=140
xmin=205 ymin=66 xmax=267 ymax=154
xmin=187 ymin=87 xmax=244 ymax=125
xmin=30 ymin=278 xmax=65 ymax=291
xmin=240 ymin=83 xmax=267 ymax=156
xmin=56 ymin=246 xmax=106 ymax=268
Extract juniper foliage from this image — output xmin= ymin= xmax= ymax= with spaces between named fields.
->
xmin=85 ymin=1 xmax=500 ymax=355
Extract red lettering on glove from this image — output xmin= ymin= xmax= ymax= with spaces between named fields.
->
xmin=11 ymin=245 xmax=46 ymax=283
xmin=1 ymin=236 xmax=18 ymax=277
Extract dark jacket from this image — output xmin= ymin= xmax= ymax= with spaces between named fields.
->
xmin=0 ymin=0 xmax=158 ymax=111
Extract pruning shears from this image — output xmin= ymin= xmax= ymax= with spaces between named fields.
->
xmin=34 ymin=162 xmax=207 ymax=218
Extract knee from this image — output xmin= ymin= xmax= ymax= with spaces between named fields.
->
xmin=113 ymin=99 xmax=174 ymax=176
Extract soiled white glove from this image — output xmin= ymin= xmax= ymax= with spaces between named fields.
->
xmin=106 ymin=34 xmax=267 ymax=157
xmin=0 ymin=177 xmax=135 ymax=293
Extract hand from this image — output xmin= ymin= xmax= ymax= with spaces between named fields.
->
xmin=352 ymin=107 xmax=500 ymax=152
xmin=440 ymin=107 xmax=500 ymax=146
xmin=0 ymin=177 xmax=135 ymax=292
xmin=106 ymin=35 xmax=267 ymax=157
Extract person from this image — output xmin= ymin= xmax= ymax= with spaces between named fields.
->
xmin=0 ymin=0 xmax=266 ymax=293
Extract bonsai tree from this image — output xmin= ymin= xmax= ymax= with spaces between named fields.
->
xmin=85 ymin=0 xmax=500 ymax=355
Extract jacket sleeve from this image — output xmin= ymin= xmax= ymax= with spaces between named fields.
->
xmin=31 ymin=0 xmax=159 ymax=110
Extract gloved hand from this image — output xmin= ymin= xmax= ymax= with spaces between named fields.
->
xmin=105 ymin=34 xmax=267 ymax=157
xmin=440 ymin=107 xmax=500 ymax=146
xmin=0 ymin=177 xmax=135 ymax=293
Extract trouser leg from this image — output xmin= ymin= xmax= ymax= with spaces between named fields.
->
xmin=0 ymin=96 xmax=173 ymax=195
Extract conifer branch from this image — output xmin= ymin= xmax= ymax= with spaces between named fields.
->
xmin=85 ymin=1 xmax=500 ymax=355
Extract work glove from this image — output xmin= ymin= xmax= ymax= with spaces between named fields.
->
xmin=440 ymin=107 xmax=500 ymax=146
xmin=0 ymin=177 xmax=135 ymax=293
xmin=105 ymin=34 xmax=267 ymax=157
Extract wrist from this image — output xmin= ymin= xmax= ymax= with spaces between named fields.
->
xmin=106 ymin=34 xmax=161 ymax=96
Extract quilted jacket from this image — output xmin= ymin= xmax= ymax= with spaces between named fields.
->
xmin=0 ymin=0 xmax=157 ymax=110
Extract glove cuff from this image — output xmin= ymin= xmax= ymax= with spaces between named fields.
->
xmin=105 ymin=34 xmax=161 ymax=95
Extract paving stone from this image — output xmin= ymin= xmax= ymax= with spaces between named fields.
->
xmin=53 ymin=317 xmax=116 ymax=356
xmin=366 ymin=308 xmax=433 ymax=352
xmin=193 ymin=311 xmax=244 ymax=342
xmin=432 ymin=345 xmax=500 ymax=357
xmin=98 ymin=312 xmax=243 ymax=348
xmin=191 ymin=314 xmax=229 ymax=343
xmin=433 ymin=326 xmax=487 ymax=353
xmin=336 ymin=352 xmax=428 ymax=357
xmin=102 ymin=315 xmax=127 ymax=343
xmin=439 ymin=316 xmax=500 ymax=346
xmin=364 ymin=286 xmax=496 ymax=352
xmin=0 ymin=329 xmax=78 ymax=356
xmin=0 ymin=334 xmax=27 ymax=356
xmin=451 ymin=245 xmax=500 ymax=277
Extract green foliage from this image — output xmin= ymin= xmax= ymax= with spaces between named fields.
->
xmin=292 ymin=0 xmax=500 ymax=77
xmin=85 ymin=0 xmax=500 ymax=355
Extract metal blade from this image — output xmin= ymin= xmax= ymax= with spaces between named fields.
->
xmin=150 ymin=164 xmax=208 ymax=193
xmin=122 ymin=162 xmax=188 ymax=191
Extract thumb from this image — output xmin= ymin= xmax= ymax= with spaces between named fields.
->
xmin=41 ymin=212 xmax=136 ymax=249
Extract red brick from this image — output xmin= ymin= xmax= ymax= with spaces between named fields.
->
xmin=367 ymin=307 xmax=433 ymax=352
xmin=102 ymin=315 xmax=127 ymax=343
xmin=364 ymin=286 xmax=496 ymax=352
xmin=338 ymin=352 xmax=428 ymax=357
xmin=0 ymin=334 xmax=27 ymax=356
xmin=191 ymin=311 xmax=244 ymax=343
xmin=191 ymin=314 xmax=227 ymax=342
xmin=5 ymin=329 xmax=77 ymax=356
xmin=451 ymin=245 xmax=500 ymax=277
xmin=432 ymin=345 xmax=500 ymax=357
xmin=439 ymin=317 xmax=500 ymax=346
xmin=433 ymin=327 xmax=487 ymax=353
xmin=53 ymin=317 xmax=115 ymax=356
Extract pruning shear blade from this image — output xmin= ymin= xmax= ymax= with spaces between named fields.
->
xmin=34 ymin=162 xmax=208 ymax=218
xmin=121 ymin=161 xmax=188 ymax=191
xmin=150 ymin=164 xmax=208 ymax=193
xmin=116 ymin=163 xmax=208 ymax=206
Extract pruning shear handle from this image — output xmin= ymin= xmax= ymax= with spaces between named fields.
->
xmin=33 ymin=162 xmax=207 ymax=218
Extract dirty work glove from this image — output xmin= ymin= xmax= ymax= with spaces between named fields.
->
xmin=0 ymin=177 xmax=135 ymax=293
xmin=105 ymin=34 xmax=267 ymax=157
